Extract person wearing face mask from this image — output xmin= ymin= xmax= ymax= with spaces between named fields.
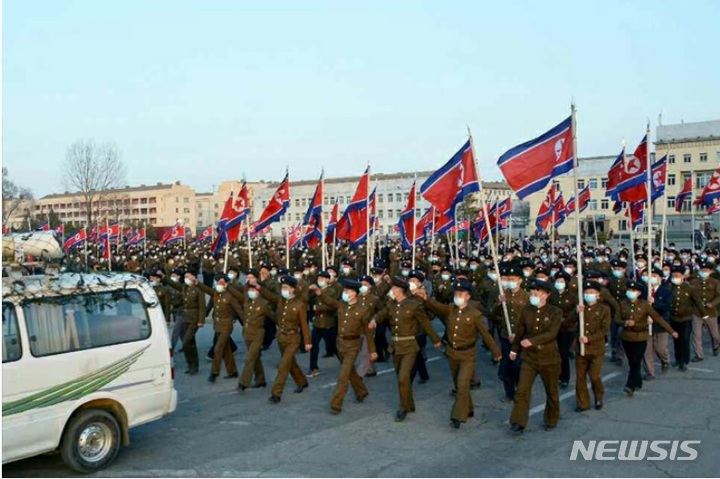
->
xmin=355 ymin=275 xmax=384 ymax=377
xmin=164 ymin=269 xmax=206 ymax=375
xmin=196 ymin=273 xmax=244 ymax=382
xmin=256 ymin=264 xmax=280 ymax=351
xmin=494 ymin=264 xmax=529 ymax=402
xmin=607 ymin=259 xmax=629 ymax=365
xmin=415 ymin=279 xmax=501 ymax=429
xmin=310 ymin=279 xmax=377 ymax=414
xmin=508 ymin=279 xmax=563 ymax=434
xmin=634 ymin=254 xmax=648 ymax=281
xmin=149 ymin=270 xmax=172 ymax=325
xmin=574 ymin=281 xmax=611 ymax=412
xmin=641 ymin=268 xmax=673 ymax=380
xmin=561 ymin=259 xmax=579 ymax=295
xmin=339 ymin=259 xmax=359 ymax=280
xmin=369 ymin=267 xmax=391 ymax=363
xmin=618 ymin=281 xmax=678 ymax=396
xmin=255 ymin=275 xmax=312 ymax=403
xmin=236 ymin=282 xmax=274 ymax=391
xmin=479 ymin=264 xmax=501 ymax=334
xmin=549 ymin=271 xmax=578 ymax=390
xmin=408 ymin=270 xmax=433 ymax=385
xmin=467 ymin=257 xmax=486 ymax=288
xmin=368 ymin=277 xmax=442 ymax=422
xmin=433 ymin=265 xmax=455 ymax=305
xmin=306 ymin=271 xmax=339 ymax=378
xmin=688 ymin=261 xmax=720 ymax=361
xmin=667 ymin=266 xmax=709 ymax=371
xmin=291 ymin=265 xmax=311 ymax=308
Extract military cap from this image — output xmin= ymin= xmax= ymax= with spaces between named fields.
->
xmin=699 ymin=260 xmax=714 ymax=270
xmin=360 ymin=275 xmax=375 ymax=286
xmin=501 ymin=264 xmax=523 ymax=278
xmin=671 ymin=265 xmax=686 ymax=274
xmin=400 ymin=261 xmax=412 ymax=269
xmin=292 ymin=264 xmax=304 ymax=273
xmin=246 ymin=268 xmax=260 ymax=278
xmin=340 ymin=278 xmax=361 ymax=293
xmin=452 ymin=279 xmax=473 ymax=293
xmin=214 ymin=273 xmax=229 ymax=282
xmin=227 ymin=265 xmax=240 ymax=274
xmin=583 ymin=280 xmax=603 ymax=292
xmin=370 ymin=266 xmax=384 ymax=275
xmin=317 ymin=270 xmax=331 ymax=279
xmin=149 ymin=270 xmax=164 ymax=279
xmin=277 ymin=267 xmax=290 ymax=276
xmin=259 ymin=262 xmax=272 ymax=271
xmin=408 ymin=270 xmax=425 ymax=282
xmin=554 ymin=270 xmax=571 ymax=281
xmin=441 ymin=264 xmax=454 ymax=273
xmin=635 ymin=253 xmax=648 ymax=261
xmin=326 ymin=265 xmax=339 ymax=274
xmin=650 ymin=266 xmax=664 ymax=276
xmin=585 ymin=270 xmax=607 ymax=280
xmin=391 ymin=276 xmax=410 ymax=290
xmin=527 ymin=278 xmax=553 ymax=293
xmin=171 ymin=268 xmax=184 ymax=276
xmin=626 ymin=280 xmax=644 ymax=291
xmin=340 ymin=258 xmax=353 ymax=267
xmin=281 ymin=275 xmax=298 ymax=288
xmin=610 ymin=259 xmax=628 ymax=268
xmin=562 ymin=258 xmax=578 ymax=267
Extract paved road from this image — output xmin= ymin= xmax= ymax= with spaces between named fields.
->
xmin=4 ymin=324 xmax=720 ymax=477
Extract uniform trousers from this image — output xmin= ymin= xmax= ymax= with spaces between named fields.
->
xmin=499 ymin=337 xmax=522 ymax=400
xmin=182 ymin=322 xmax=200 ymax=371
xmin=211 ymin=331 xmax=237 ymax=376
xmin=239 ymin=335 xmax=265 ymax=388
xmin=670 ymin=320 xmax=692 ymax=366
xmin=357 ymin=335 xmax=375 ymax=376
xmin=642 ymin=332 xmax=669 ymax=377
xmin=309 ymin=326 xmax=336 ymax=370
xmin=410 ymin=334 xmax=429 ymax=383
xmin=510 ymin=360 xmax=560 ymax=429
xmin=692 ymin=315 xmax=720 ymax=359
xmin=610 ymin=322 xmax=626 ymax=361
xmin=557 ymin=331 xmax=577 ymax=384
xmin=575 ymin=353 xmax=604 ymax=409
xmin=271 ymin=334 xmax=307 ymax=397
xmin=330 ymin=342 xmax=367 ymax=410
xmin=262 ymin=319 xmax=277 ymax=350
xmin=171 ymin=310 xmax=186 ymax=351
xmin=622 ymin=339 xmax=646 ymax=390
xmin=447 ymin=348 xmax=476 ymax=422
xmin=374 ymin=321 xmax=390 ymax=361
xmin=392 ymin=352 xmax=417 ymax=413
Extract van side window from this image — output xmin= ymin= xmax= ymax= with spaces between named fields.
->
xmin=2 ymin=303 xmax=22 ymax=363
xmin=23 ymin=290 xmax=151 ymax=357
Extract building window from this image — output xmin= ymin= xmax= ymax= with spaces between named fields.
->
xmin=295 ymin=213 xmax=301 ymax=221
xmin=668 ymin=155 xmax=675 ymax=164
xmin=183 ymin=208 xmax=190 ymax=214
xmin=577 ymin=179 xmax=585 ymax=189
xmin=589 ymin=178 xmax=598 ymax=189
xmin=175 ymin=208 xmax=179 ymax=213
xmin=589 ymin=200 xmax=597 ymax=211
xmin=184 ymin=197 xmax=189 ymax=203
xmin=378 ymin=194 xmax=384 ymax=203
xmin=339 ymin=196 xmax=345 ymax=204
xmin=697 ymin=172 xmax=712 ymax=189
xmin=700 ymin=152 xmax=708 ymax=163
xmin=388 ymin=209 xmax=394 ymax=218
xmin=330 ymin=196 xmax=335 ymax=204
xmin=668 ymin=196 xmax=675 ymax=209
xmin=378 ymin=210 xmax=384 ymax=219
xmin=301 ymin=198 xmax=307 ymax=207
xmin=668 ymin=174 xmax=676 ymax=186
xmin=416 ymin=209 xmax=421 ymax=218
xmin=294 ymin=199 xmax=300 ymax=208
xmin=601 ymin=178 xmax=608 ymax=188
xmin=323 ymin=196 xmax=329 ymax=206
xmin=395 ymin=193 xmax=402 ymax=203
xmin=176 ymin=197 xmax=179 ymax=203
xmin=619 ymin=220 xmax=628 ymax=231
xmin=601 ymin=199 xmax=609 ymax=210
xmin=346 ymin=196 xmax=351 ymax=204
xmin=683 ymin=154 xmax=691 ymax=163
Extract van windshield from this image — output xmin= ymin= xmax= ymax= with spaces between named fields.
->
xmin=23 ymin=290 xmax=151 ymax=357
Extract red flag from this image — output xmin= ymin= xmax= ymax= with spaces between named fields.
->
xmin=336 ymin=167 xmax=370 ymax=247
xmin=398 ymin=181 xmax=417 ymax=249
xmin=535 ymin=184 xmax=556 ymax=232
xmin=211 ymin=193 xmax=236 ymax=253
xmin=626 ymin=201 xmax=645 ymax=229
xmin=302 ymin=174 xmax=324 ymax=248
xmin=675 ymin=178 xmax=693 ymax=212
xmin=421 ymin=140 xmax=480 ymax=214
xmin=226 ymin=182 xmax=251 ymax=243
xmin=325 ymin=203 xmax=340 ymax=244
xmin=64 ymin=228 xmax=87 ymax=251
xmin=254 ymin=173 xmax=290 ymax=232
xmin=55 ymin=224 xmax=65 ymax=236
xmin=287 ymin=223 xmax=303 ymax=250
xmin=161 ymin=223 xmax=185 ymax=246
xmin=694 ymin=167 xmax=720 ymax=207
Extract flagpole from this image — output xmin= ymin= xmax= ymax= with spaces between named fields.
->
xmin=285 ymin=168 xmax=291 ymax=270
xmin=551 ymin=202 xmax=556 ymax=262
xmin=629 ymin=218 xmax=637 ymax=274
xmin=571 ymin=103 xmax=585 ymax=356
xmin=660 ymin=165 xmax=669 ymax=264
xmin=430 ymin=208 xmax=436 ymax=255
xmin=494 ymin=192 xmax=501 ymax=253
xmin=453 ymin=203 xmax=460 ymax=269
xmin=84 ymin=226 xmax=88 ymax=268
xmin=142 ymin=222 xmax=147 ymax=257
xmin=366 ymin=165 xmax=371 ymax=275
xmin=508 ymin=196 xmax=513 ymax=249
xmin=469 ymin=129 xmax=512 ymax=337
xmin=411 ymin=178 xmax=417 ymax=270
xmin=106 ymin=218 xmax=111 ymax=272
xmin=592 ymin=214 xmax=599 ymax=248
xmin=644 ymin=123 xmax=653 ymax=336
xmin=691 ymin=170 xmax=696 ymax=251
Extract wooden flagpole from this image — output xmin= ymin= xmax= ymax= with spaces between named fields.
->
xmin=285 ymin=168 xmax=291 ymax=270
xmin=660 ymin=151 xmax=670 ymax=264
xmin=691 ymin=170 xmax=696 ymax=251
xmin=320 ymin=172 xmax=326 ymax=271
xmin=366 ymin=164 xmax=371 ymax=275
xmin=411 ymin=177 xmax=417 ymax=269
xmin=645 ymin=122 xmax=653 ymax=336
xmin=571 ymin=103 xmax=585 ymax=356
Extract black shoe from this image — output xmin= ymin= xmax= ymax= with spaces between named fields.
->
xmin=238 ymin=384 xmax=247 ymax=392
xmin=329 ymin=407 xmax=342 ymax=415
xmin=450 ymin=419 xmax=461 ymax=429
xmin=713 ymin=347 xmax=719 ymax=356
xmin=251 ymin=382 xmax=267 ymax=389
xmin=207 ymin=374 xmax=217 ymax=383
xmin=691 ymin=356 xmax=703 ymax=363
xmin=186 ymin=368 xmax=199 ymax=375
xmin=450 ymin=389 xmax=457 ymax=396
xmin=559 ymin=381 xmax=569 ymax=390
xmin=510 ymin=423 xmax=524 ymax=434
xmin=178 ymin=349 xmax=184 ymax=353
xmin=268 ymin=395 xmax=281 ymax=404
xmin=595 ymin=401 xmax=603 ymax=410
xmin=679 ymin=363 xmax=688 ymax=371
xmin=568 ymin=351 xmax=576 ymax=360
xmin=394 ymin=410 xmax=407 ymax=422
xmin=575 ymin=406 xmax=588 ymax=413
xmin=544 ymin=424 xmax=556 ymax=432
xmin=408 ymin=407 xmax=416 ymax=413
xmin=661 ymin=362 xmax=669 ymax=372
xmin=224 ymin=372 xmax=239 ymax=379
xmin=470 ymin=381 xmax=481 ymax=390
xmin=364 ymin=371 xmax=377 ymax=378
xmin=294 ymin=383 xmax=308 ymax=394
xmin=355 ymin=394 xmax=368 ymax=403
xmin=624 ymin=387 xmax=634 ymax=397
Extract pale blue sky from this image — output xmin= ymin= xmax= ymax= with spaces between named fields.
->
xmin=3 ymin=0 xmax=719 ymax=197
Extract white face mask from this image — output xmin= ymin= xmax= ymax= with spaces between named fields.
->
xmin=441 ymin=274 xmax=451 ymax=281
xmin=671 ymin=277 xmax=683 ymax=286
xmin=281 ymin=289 xmax=293 ymax=299
xmin=409 ymin=282 xmax=418 ymax=292
xmin=227 ymin=273 xmax=236 ymax=281
xmin=247 ymin=290 xmax=258 ymax=300
xmin=488 ymin=273 xmax=498 ymax=281
xmin=453 ymin=296 xmax=466 ymax=307
xmin=388 ymin=290 xmax=396 ymax=301
xmin=317 ymin=280 xmax=327 ymax=289
xmin=294 ymin=273 xmax=302 ymax=280
xmin=184 ymin=278 xmax=193 ymax=286
xmin=359 ymin=285 xmax=369 ymax=295
xmin=215 ymin=284 xmax=226 ymax=293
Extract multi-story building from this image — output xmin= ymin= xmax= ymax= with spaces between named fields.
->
xmin=30 ymin=181 xmax=198 ymax=233
xmin=524 ymin=119 xmax=720 ymax=242
xmin=195 ymin=180 xmax=262 ymax=231
xmin=251 ymin=170 xmax=513 ymax=238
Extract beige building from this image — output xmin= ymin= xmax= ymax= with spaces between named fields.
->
xmin=195 ymin=180 xmax=262 ymax=230
xmin=29 ymin=181 xmax=199 ymax=233
xmin=524 ymin=119 xmax=720 ymax=243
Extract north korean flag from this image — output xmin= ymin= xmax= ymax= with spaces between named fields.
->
xmin=287 ymin=223 xmax=303 ymax=250
xmin=616 ymin=135 xmax=649 ymax=203
xmin=161 ymin=223 xmax=185 ymax=246
xmin=192 ymin=225 xmax=213 ymax=245
xmin=650 ymin=156 xmax=667 ymax=203
xmin=612 ymin=200 xmax=623 ymax=214
xmin=302 ymin=175 xmax=324 ymax=248
xmin=497 ymin=116 xmax=574 ymax=200
xmin=421 ymin=140 xmax=479 ymax=215
xmin=605 ymin=149 xmax=624 ymax=199
xmin=128 ymin=228 xmax=146 ymax=246
xmin=566 ymin=185 xmax=591 ymax=215
xmin=695 ymin=167 xmax=720 ymax=207
xmin=626 ymin=201 xmax=645 ymax=230
xmin=554 ymin=192 xmax=567 ymax=228
xmin=325 ymin=203 xmax=339 ymax=244
xmin=398 ymin=181 xmax=417 ymax=249
xmin=434 ymin=211 xmax=455 ymax=235
xmin=64 ymin=228 xmax=87 ymax=251
xmin=35 ymin=222 xmax=50 ymax=232
xmin=675 ymin=178 xmax=693 ymax=212
xmin=254 ymin=172 xmax=291 ymax=233
xmin=225 ymin=182 xmax=251 ymax=244
xmin=336 ymin=167 xmax=370 ymax=247
xmin=535 ymin=184 xmax=556 ymax=233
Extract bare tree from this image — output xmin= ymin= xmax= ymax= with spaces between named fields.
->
xmin=2 ymin=167 xmax=34 ymax=225
xmin=62 ymin=139 xmax=126 ymax=227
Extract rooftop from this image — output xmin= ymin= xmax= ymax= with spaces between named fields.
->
xmin=40 ymin=181 xmax=187 ymax=200
xmin=656 ymin=120 xmax=720 ymax=145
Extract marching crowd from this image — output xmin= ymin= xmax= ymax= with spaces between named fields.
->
xmin=64 ymin=236 xmax=720 ymax=432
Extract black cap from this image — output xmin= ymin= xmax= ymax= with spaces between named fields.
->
xmin=340 ymin=278 xmax=361 ymax=293
xmin=626 ymin=280 xmax=644 ymax=291
xmin=585 ymin=270 xmax=607 ymax=280
xmin=698 ymin=260 xmax=713 ymax=270
xmin=408 ymin=270 xmax=425 ymax=282
xmin=584 ymin=280 xmax=603 ymax=292
xmin=527 ymin=278 xmax=553 ymax=293
xmin=150 ymin=270 xmax=163 ymax=279
xmin=317 ymin=271 xmax=331 ymax=279
xmin=391 ymin=276 xmax=410 ymax=290
xmin=501 ymin=265 xmax=523 ymax=278
xmin=562 ymin=259 xmax=578 ymax=267
xmin=441 ymin=264 xmax=454 ymax=273
xmin=610 ymin=259 xmax=628 ymax=268
xmin=246 ymin=268 xmax=260 ymax=278
xmin=453 ymin=279 xmax=473 ymax=293
xmin=360 ymin=275 xmax=375 ymax=286
xmin=671 ymin=265 xmax=685 ymax=274
xmin=370 ymin=266 xmax=384 ymax=275
xmin=281 ymin=275 xmax=298 ymax=287
xmin=214 ymin=273 xmax=228 ymax=282
xmin=554 ymin=270 xmax=571 ymax=281
xmin=400 ymin=261 xmax=412 ymax=269
xmin=259 ymin=262 xmax=272 ymax=271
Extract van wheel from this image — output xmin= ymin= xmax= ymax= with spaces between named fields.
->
xmin=60 ymin=409 xmax=121 ymax=474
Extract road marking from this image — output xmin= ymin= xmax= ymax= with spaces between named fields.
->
xmin=319 ymin=356 xmax=444 ymax=389
xmin=688 ymin=367 xmax=713 ymax=373
xmin=529 ymin=371 xmax=622 ymax=416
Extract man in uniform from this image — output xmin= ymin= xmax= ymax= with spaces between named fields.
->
xmin=574 ymin=281 xmax=611 ymax=411
xmin=369 ymin=277 xmax=441 ymax=422
xmin=549 ymin=271 xmax=577 ymax=389
xmin=237 ymin=281 xmax=274 ymax=391
xmin=416 ymin=279 xmax=501 ymax=428
xmin=356 ymin=275 xmax=383 ymax=377
xmin=255 ymin=275 xmax=312 ymax=403
xmin=258 ymin=263 xmax=280 ymax=350
xmin=608 ymin=259 xmax=629 ymax=365
xmin=149 ymin=269 xmax=172 ymax=325
xmin=689 ymin=261 xmax=720 ymax=361
xmin=668 ymin=266 xmax=708 ymax=371
xmin=311 ymin=279 xmax=376 ymax=414
xmin=307 ymin=271 xmax=338 ymax=377
xmin=165 ymin=268 xmax=206 ymax=375
xmin=508 ymin=279 xmax=563 ymax=434
xmin=197 ymin=274 xmax=244 ymax=382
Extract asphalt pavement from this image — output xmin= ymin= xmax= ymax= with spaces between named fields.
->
xmin=4 ymin=322 xmax=720 ymax=478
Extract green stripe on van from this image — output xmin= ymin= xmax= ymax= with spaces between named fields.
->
xmin=2 ymin=345 xmax=150 ymax=416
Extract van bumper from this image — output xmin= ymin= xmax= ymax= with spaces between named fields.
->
xmin=168 ymin=388 xmax=178 ymax=414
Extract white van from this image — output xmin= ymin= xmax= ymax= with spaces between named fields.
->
xmin=2 ymin=272 xmax=177 ymax=473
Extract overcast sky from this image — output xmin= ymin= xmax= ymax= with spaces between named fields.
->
xmin=3 ymin=0 xmax=719 ymax=197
